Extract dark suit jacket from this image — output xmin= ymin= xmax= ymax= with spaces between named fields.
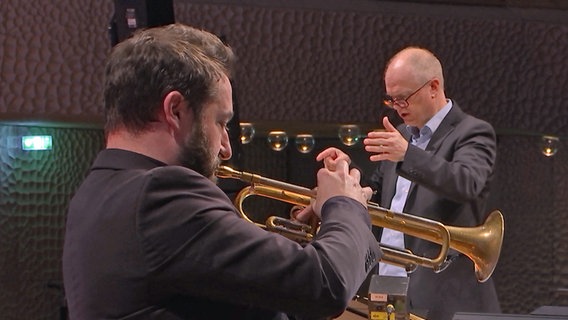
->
xmin=369 ymin=102 xmax=501 ymax=320
xmin=62 ymin=149 xmax=381 ymax=320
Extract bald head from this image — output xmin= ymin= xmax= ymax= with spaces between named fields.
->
xmin=385 ymin=47 xmax=444 ymax=89
xmin=383 ymin=47 xmax=448 ymax=128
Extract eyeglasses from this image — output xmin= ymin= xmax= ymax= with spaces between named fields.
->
xmin=383 ymin=80 xmax=432 ymax=109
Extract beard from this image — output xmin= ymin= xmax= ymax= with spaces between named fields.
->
xmin=178 ymin=122 xmax=220 ymax=182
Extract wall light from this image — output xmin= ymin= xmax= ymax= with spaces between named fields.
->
xmin=338 ymin=125 xmax=361 ymax=146
xmin=240 ymin=123 xmax=255 ymax=144
xmin=295 ymin=134 xmax=315 ymax=154
xmin=541 ymin=135 xmax=559 ymax=157
xmin=267 ymin=131 xmax=288 ymax=151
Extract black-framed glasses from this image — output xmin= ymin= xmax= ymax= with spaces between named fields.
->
xmin=383 ymin=80 xmax=432 ymax=109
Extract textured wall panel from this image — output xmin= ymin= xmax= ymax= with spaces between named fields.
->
xmin=0 ymin=0 xmax=112 ymax=123
xmin=3 ymin=0 xmax=567 ymax=135
xmin=489 ymin=135 xmax=562 ymax=313
xmin=0 ymin=124 xmax=104 ymax=319
xmin=172 ymin=1 xmax=568 ymax=135
xmin=551 ymin=140 xmax=568 ymax=307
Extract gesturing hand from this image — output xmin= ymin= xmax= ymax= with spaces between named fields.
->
xmin=364 ymin=116 xmax=408 ymax=162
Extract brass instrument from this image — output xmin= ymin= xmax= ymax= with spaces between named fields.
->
xmin=216 ymin=165 xmax=504 ymax=283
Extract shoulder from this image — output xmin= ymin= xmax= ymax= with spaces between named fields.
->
xmin=448 ymin=102 xmax=495 ymax=135
xmin=144 ymin=166 xmax=223 ymax=195
xmin=136 ymin=166 xmax=237 ymax=267
xmin=138 ymin=165 xmax=234 ymax=229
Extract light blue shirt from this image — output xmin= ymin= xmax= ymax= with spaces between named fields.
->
xmin=379 ymin=100 xmax=453 ymax=277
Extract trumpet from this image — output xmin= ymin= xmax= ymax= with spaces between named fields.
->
xmin=216 ymin=165 xmax=504 ymax=283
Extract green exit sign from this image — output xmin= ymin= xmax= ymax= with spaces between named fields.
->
xmin=22 ymin=135 xmax=53 ymax=151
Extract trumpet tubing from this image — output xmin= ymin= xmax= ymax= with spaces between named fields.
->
xmin=367 ymin=204 xmax=504 ymax=282
xmin=216 ymin=165 xmax=504 ymax=283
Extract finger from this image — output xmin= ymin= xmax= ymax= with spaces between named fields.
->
xmin=323 ymin=157 xmax=336 ymax=171
xmin=366 ymin=130 xmax=386 ymax=139
xmin=321 ymin=150 xmax=351 ymax=171
xmin=363 ymin=136 xmax=378 ymax=146
xmin=362 ymin=187 xmax=373 ymax=201
xmin=365 ymin=145 xmax=383 ymax=154
xmin=289 ymin=205 xmax=304 ymax=220
xmin=383 ymin=116 xmax=397 ymax=132
xmin=316 ymin=147 xmax=351 ymax=164
xmin=369 ymin=152 xmax=388 ymax=162
xmin=334 ymin=158 xmax=350 ymax=174
xmin=316 ymin=147 xmax=340 ymax=162
xmin=295 ymin=207 xmax=314 ymax=223
xmin=364 ymin=132 xmax=389 ymax=146
xmin=349 ymin=167 xmax=361 ymax=183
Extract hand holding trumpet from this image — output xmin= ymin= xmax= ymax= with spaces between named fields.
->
xmin=291 ymin=147 xmax=373 ymax=222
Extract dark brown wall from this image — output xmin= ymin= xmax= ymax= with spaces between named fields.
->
xmin=1 ymin=0 xmax=567 ymax=319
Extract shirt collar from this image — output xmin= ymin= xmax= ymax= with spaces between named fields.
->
xmin=406 ymin=99 xmax=453 ymax=139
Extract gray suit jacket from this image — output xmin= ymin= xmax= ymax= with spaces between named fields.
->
xmin=369 ymin=102 xmax=501 ymax=320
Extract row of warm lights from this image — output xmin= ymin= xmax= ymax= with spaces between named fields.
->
xmin=11 ymin=130 xmax=561 ymax=156
xmin=240 ymin=123 xmax=562 ymax=157
xmin=240 ymin=123 xmax=362 ymax=153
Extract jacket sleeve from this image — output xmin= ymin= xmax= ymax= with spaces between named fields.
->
xmin=137 ymin=167 xmax=382 ymax=319
xmin=397 ymin=118 xmax=496 ymax=203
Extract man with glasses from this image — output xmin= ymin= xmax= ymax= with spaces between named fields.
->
xmin=365 ymin=47 xmax=501 ymax=319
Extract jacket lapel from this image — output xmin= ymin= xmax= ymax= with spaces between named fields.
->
xmin=405 ymin=102 xmax=465 ymax=203
xmin=425 ymin=102 xmax=465 ymax=153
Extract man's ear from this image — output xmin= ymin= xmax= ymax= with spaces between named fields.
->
xmin=163 ymin=91 xmax=186 ymax=131
xmin=429 ymin=78 xmax=441 ymax=93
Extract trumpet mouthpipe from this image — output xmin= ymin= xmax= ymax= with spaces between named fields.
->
xmin=216 ymin=165 xmax=315 ymax=198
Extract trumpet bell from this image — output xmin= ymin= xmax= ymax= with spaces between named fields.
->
xmin=446 ymin=210 xmax=504 ymax=283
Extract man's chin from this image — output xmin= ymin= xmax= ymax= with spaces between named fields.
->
xmin=207 ymin=159 xmax=222 ymax=183
xmin=208 ymin=163 xmax=219 ymax=183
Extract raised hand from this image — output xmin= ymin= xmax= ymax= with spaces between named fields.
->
xmin=364 ymin=116 xmax=408 ymax=162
